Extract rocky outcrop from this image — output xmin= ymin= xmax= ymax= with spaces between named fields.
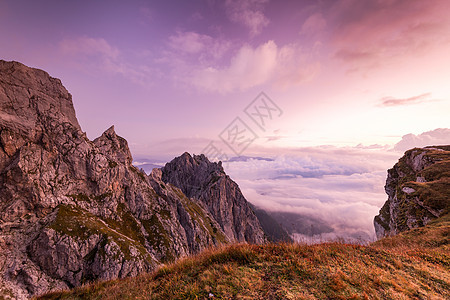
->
xmin=0 ymin=61 xmax=262 ymax=299
xmin=374 ymin=146 xmax=450 ymax=238
xmin=161 ymin=153 xmax=265 ymax=244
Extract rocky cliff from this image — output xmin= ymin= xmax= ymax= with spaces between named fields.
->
xmin=374 ymin=146 xmax=450 ymax=238
xmin=161 ymin=153 xmax=265 ymax=244
xmin=0 ymin=60 xmax=264 ymax=299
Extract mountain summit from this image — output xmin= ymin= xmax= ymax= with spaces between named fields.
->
xmin=0 ymin=60 xmax=264 ymax=299
xmin=161 ymin=152 xmax=265 ymax=244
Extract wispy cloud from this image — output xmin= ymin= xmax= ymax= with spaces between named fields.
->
xmin=139 ymin=6 xmax=153 ymax=23
xmin=59 ymin=36 xmax=153 ymax=85
xmin=169 ymin=31 xmax=210 ymax=54
xmin=300 ymin=13 xmax=327 ymax=36
xmin=167 ymin=31 xmax=231 ymax=62
xmin=190 ymin=40 xmax=277 ymax=92
xmin=380 ymin=92 xmax=433 ymax=107
xmin=189 ymin=40 xmax=320 ymax=93
xmin=225 ymin=0 xmax=270 ymax=36
xmin=60 ymin=36 xmax=119 ymax=60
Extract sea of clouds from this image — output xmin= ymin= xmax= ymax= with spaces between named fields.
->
xmin=134 ymin=128 xmax=450 ymax=243
xmin=224 ymin=147 xmax=399 ymax=243
xmin=224 ymin=128 xmax=450 ymax=243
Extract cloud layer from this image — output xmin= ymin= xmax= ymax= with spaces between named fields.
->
xmin=224 ymin=147 xmax=399 ymax=242
xmin=135 ymin=128 xmax=448 ymax=243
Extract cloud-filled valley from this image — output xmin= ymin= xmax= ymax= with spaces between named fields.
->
xmin=224 ymin=147 xmax=399 ymax=242
xmin=134 ymin=128 xmax=449 ymax=243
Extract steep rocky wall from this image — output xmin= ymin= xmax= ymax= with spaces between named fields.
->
xmin=374 ymin=146 xmax=450 ymax=238
xmin=0 ymin=61 xmax=262 ymax=299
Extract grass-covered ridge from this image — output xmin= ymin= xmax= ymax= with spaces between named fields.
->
xmin=37 ymin=214 xmax=449 ymax=300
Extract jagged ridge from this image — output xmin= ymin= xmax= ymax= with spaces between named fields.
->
xmin=161 ymin=152 xmax=265 ymax=244
xmin=0 ymin=60 xmax=264 ymax=299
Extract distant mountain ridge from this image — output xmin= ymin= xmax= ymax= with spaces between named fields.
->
xmin=0 ymin=60 xmax=265 ymax=299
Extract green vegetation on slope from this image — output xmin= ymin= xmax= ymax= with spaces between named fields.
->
xmin=49 ymin=204 xmax=153 ymax=262
xmin=377 ymin=147 xmax=450 ymax=233
xmin=38 ymin=214 xmax=449 ymax=300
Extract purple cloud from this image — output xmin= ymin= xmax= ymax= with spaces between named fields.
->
xmin=225 ymin=0 xmax=270 ymax=36
xmin=329 ymin=0 xmax=450 ymax=71
xmin=380 ymin=93 xmax=433 ymax=107
xmin=394 ymin=128 xmax=450 ymax=151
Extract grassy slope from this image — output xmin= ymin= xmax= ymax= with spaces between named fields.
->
xmin=37 ymin=215 xmax=449 ymax=300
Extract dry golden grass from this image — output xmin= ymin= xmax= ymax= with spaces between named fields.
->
xmin=36 ymin=215 xmax=449 ymax=300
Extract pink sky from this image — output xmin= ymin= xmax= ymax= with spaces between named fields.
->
xmin=1 ymin=0 xmax=449 ymax=241
xmin=1 ymin=0 xmax=449 ymax=160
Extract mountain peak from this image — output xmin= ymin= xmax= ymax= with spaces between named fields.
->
xmin=0 ymin=60 xmax=80 ymax=135
xmin=161 ymin=152 xmax=264 ymax=243
xmin=181 ymin=151 xmax=192 ymax=159
xmin=93 ymin=125 xmax=133 ymax=165
xmin=103 ymin=125 xmax=116 ymax=137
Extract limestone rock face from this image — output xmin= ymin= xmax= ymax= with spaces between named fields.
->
xmin=374 ymin=146 xmax=450 ymax=239
xmin=0 ymin=61 xmax=259 ymax=299
xmin=161 ymin=153 xmax=266 ymax=244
